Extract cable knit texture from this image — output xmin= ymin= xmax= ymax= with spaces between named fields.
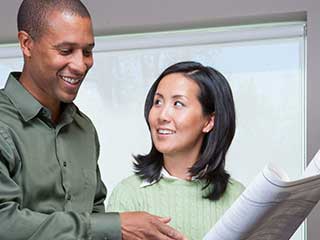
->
xmin=107 ymin=174 xmax=244 ymax=240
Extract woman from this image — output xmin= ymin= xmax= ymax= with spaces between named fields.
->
xmin=107 ymin=61 xmax=244 ymax=240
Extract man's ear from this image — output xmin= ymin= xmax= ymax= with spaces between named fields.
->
xmin=202 ymin=113 xmax=215 ymax=133
xmin=18 ymin=31 xmax=34 ymax=57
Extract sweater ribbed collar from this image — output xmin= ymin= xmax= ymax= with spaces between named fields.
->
xmin=140 ymin=168 xmax=197 ymax=188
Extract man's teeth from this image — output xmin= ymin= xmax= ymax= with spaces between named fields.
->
xmin=158 ymin=129 xmax=175 ymax=134
xmin=62 ymin=76 xmax=80 ymax=84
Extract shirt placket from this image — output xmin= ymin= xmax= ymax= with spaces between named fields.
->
xmin=54 ymin=124 xmax=72 ymax=211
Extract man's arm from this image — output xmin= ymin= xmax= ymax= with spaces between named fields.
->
xmin=92 ymin=128 xmax=107 ymax=214
xmin=0 ymin=127 xmax=120 ymax=240
xmin=91 ymin=163 xmax=122 ymax=239
xmin=0 ymin=151 xmax=89 ymax=239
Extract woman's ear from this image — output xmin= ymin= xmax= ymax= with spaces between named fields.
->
xmin=202 ymin=113 xmax=215 ymax=133
xmin=18 ymin=31 xmax=33 ymax=58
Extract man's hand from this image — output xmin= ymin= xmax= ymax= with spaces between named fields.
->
xmin=120 ymin=211 xmax=188 ymax=240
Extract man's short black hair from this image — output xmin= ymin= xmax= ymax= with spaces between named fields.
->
xmin=17 ymin=0 xmax=91 ymax=40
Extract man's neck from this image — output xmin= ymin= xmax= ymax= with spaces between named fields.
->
xmin=19 ymin=71 xmax=61 ymax=124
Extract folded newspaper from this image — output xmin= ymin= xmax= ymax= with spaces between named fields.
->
xmin=204 ymin=149 xmax=320 ymax=240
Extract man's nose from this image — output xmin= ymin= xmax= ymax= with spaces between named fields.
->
xmin=69 ymin=51 xmax=92 ymax=75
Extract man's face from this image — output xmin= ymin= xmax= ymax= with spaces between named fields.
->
xmin=27 ymin=10 xmax=94 ymax=105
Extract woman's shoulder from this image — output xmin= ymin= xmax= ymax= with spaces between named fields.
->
xmin=108 ymin=174 xmax=143 ymax=203
xmin=228 ymin=177 xmax=245 ymax=190
xmin=224 ymin=177 xmax=245 ymax=199
xmin=107 ymin=174 xmax=144 ymax=211
xmin=113 ymin=174 xmax=143 ymax=190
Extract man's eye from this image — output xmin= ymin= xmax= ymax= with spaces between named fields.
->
xmin=59 ymin=49 xmax=72 ymax=55
xmin=83 ymin=49 xmax=93 ymax=57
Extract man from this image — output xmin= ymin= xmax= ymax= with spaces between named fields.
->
xmin=0 ymin=1 xmax=186 ymax=239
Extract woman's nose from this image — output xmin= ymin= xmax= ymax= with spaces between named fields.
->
xmin=158 ymin=105 xmax=172 ymax=123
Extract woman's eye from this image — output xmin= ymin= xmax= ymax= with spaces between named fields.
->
xmin=154 ymin=99 xmax=162 ymax=106
xmin=174 ymin=101 xmax=184 ymax=107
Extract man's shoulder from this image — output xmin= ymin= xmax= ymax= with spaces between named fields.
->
xmin=72 ymin=104 xmax=96 ymax=129
xmin=0 ymin=90 xmax=20 ymax=126
xmin=0 ymin=89 xmax=12 ymax=107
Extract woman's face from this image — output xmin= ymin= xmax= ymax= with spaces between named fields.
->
xmin=148 ymin=73 xmax=214 ymax=157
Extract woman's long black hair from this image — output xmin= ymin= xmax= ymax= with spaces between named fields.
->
xmin=134 ymin=61 xmax=236 ymax=201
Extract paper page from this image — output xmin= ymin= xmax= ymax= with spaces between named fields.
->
xmin=203 ymin=150 xmax=320 ymax=240
xmin=303 ymin=149 xmax=320 ymax=178
xmin=204 ymin=177 xmax=320 ymax=239
xmin=204 ymin=171 xmax=283 ymax=240
xmin=245 ymin=179 xmax=320 ymax=240
xmin=264 ymin=150 xmax=320 ymax=187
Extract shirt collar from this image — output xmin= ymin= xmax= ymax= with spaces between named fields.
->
xmin=140 ymin=167 xmax=198 ymax=188
xmin=3 ymin=72 xmax=79 ymax=123
xmin=3 ymin=72 xmax=43 ymax=122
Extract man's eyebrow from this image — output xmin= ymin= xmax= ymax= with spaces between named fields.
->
xmin=53 ymin=42 xmax=95 ymax=48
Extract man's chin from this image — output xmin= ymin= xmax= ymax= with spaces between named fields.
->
xmin=60 ymin=94 xmax=77 ymax=103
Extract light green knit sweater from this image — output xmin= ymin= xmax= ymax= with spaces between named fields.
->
xmin=107 ymin=174 xmax=244 ymax=240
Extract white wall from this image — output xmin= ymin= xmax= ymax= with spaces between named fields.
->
xmin=81 ymin=1 xmax=320 ymax=238
xmin=1 ymin=23 xmax=307 ymax=239
xmin=1 ymin=0 xmax=319 ymax=238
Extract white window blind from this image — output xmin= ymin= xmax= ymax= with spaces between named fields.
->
xmin=0 ymin=22 xmax=307 ymax=240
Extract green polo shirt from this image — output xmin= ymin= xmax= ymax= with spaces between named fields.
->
xmin=0 ymin=72 xmax=121 ymax=240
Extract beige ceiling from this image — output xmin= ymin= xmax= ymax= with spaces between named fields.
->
xmin=0 ymin=0 xmax=308 ymax=45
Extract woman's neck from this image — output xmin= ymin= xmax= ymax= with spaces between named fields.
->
xmin=163 ymin=150 xmax=200 ymax=180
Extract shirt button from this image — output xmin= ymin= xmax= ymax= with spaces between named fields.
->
xmin=63 ymin=162 xmax=67 ymax=167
